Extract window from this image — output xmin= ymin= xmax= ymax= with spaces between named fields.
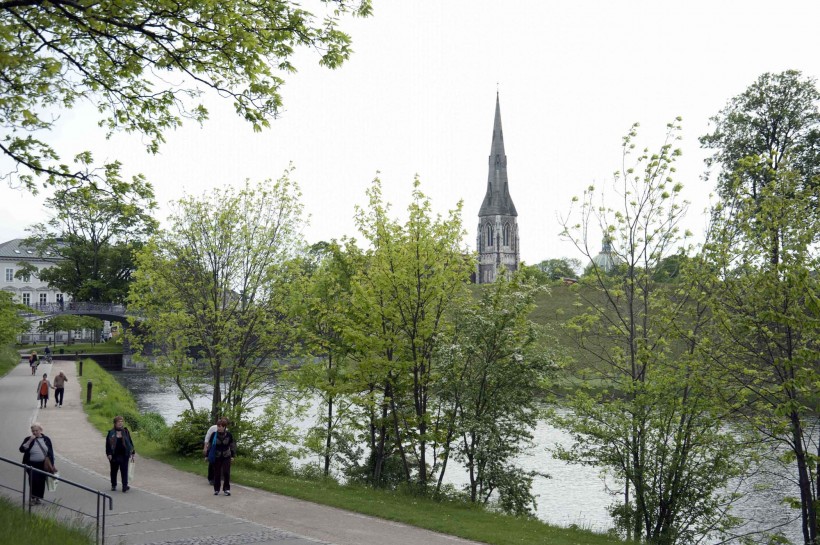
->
xmin=39 ymin=293 xmax=47 ymax=305
xmin=486 ymin=225 xmax=494 ymax=247
xmin=4 ymin=268 xmax=12 ymax=282
xmin=21 ymin=271 xmax=31 ymax=282
xmin=22 ymin=293 xmax=31 ymax=305
xmin=503 ymin=223 xmax=510 ymax=246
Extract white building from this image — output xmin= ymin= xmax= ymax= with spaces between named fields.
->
xmin=0 ymin=238 xmax=105 ymax=344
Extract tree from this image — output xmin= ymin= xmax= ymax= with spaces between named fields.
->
xmin=290 ymin=239 xmax=363 ymax=477
xmin=700 ymin=70 xmax=820 ymax=263
xmin=38 ymin=314 xmax=83 ymax=344
xmin=0 ymin=0 xmax=372 ymax=191
xmin=129 ymin=173 xmax=305 ymax=424
xmin=347 ymin=177 xmax=472 ymax=488
xmin=0 ymin=292 xmax=28 ymax=346
xmin=25 ymin=177 xmax=157 ymax=303
xmin=556 ymin=121 xmax=744 ymax=544
xmin=536 ymin=257 xmax=582 ymax=281
xmin=700 ymin=71 xmax=820 ymax=545
xmin=434 ymin=274 xmax=556 ymax=516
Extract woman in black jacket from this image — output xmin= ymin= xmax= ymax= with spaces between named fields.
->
xmin=210 ymin=417 xmax=236 ymax=496
xmin=19 ymin=422 xmax=55 ymax=505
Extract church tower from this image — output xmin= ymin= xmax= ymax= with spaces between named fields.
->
xmin=477 ymin=93 xmax=519 ymax=283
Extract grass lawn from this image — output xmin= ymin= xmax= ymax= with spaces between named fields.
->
xmin=0 ymin=345 xmax=20 ymax=377
xmin=79 ymin=358 xmax=628 ymax=545
xmin=0 ymin=495 xmax=94 ymax=545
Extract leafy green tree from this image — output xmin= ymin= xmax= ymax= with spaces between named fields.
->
xmin=129 ymin=173 xmax=305 ymax=424
xmin=700 ymin=70 xmax=820 ymax=265
xmin=348 ymin=177 xmax=472 ymax=488
xmin=536 ymin=257 xmax=582 ymax=281
xmin=434 ymin=274 xmax=556 ymax=516
xmin=289 ymin=239 xmax=364 ymax=477
xmin=25 ymin=177 xmax=157 ymax=303
xmin=700 ymin=73 xmax=820 ymax=544
xmin=0 ymin=292 xmax=28 ymax=346
xmin=1 ymin=0 xmax=372 ymax=191
xmin=38 ymin=314 xmax=83 ymax=344
xmin=557 ymin=121 xmax=743 ymax=544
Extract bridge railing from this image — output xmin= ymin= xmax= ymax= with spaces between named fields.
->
xmin=0 ymin=454 xmax=113 ymax=545
xmin=21 ymin=302 xmax=128 ymax=316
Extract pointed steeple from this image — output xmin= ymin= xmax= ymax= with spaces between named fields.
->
xmin=479 ymin=92 xmax=517 ymax=217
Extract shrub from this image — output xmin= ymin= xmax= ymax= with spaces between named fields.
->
xmin=167 ymin=408 xmax=211 ymax=456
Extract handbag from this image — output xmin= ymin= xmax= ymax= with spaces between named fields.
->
xmin=207 ymin=432 xmax=217 ymax=464
xmin=35 ymin=439 xmax=56 ymax=474
xmin=129 ymin=458 xmax=136 ymax=482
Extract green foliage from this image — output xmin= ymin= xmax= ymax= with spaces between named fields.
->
xmin=0 ymin=0 xmax=372 ymax=191
xmin=436 ymin=274 xmax=557 ymax=516
xmin=535 ymin=257 xmax=582 ymax=281
xmin=129 ymin=173 xmax=306 ymax=425
xmin=700 ymin=70 xmax=820 ymax=210
xmin=348 ymin=176 xmax=473 ymax=488
xmin=0 ymin=290 xmax=28 ymax=346
xmin=0 ymin=495 xmax=94 ymax=545
xmin=558 ymin=121 xmax=743 ymax=544
xmin=25 ymin=177 xmax=157 ymax=303
xmin=167 ymin=408 xmax=212 ymax=456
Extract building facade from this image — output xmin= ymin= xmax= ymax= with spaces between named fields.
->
xmin=476 ymin=93 xmax=519 ymax=283
xmin=0 ymin=238 xmax=103 ymax=343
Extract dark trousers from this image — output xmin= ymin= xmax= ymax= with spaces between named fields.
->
xmin=55 ymin=388 xmax=64 ymax=406
xmin=110 ymin=455 xmax=129 ymax=488
xmin=28 ymin=460 xmax=46 ymax=499
xmin=207 ymin=461 xmax=215 ymax=482
xmin=213 ymin=458 xmax=231 ymax=492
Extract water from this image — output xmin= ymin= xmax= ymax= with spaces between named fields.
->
xmin=111 ymin=369 xmax=803 ymax=541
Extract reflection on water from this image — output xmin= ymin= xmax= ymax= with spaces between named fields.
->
xmin=110 ymin=369 xmax=803 ymax=540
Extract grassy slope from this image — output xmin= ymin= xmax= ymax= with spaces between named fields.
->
xmin=0 ymin=345 xmax=19 ymax=377
xmin=0 ymin=496 xmax=94 ymax=545
xmin=80 ymin=358 xmax=626 ymax=545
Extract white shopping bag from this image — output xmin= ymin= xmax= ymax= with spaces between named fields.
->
xmin=46 ymin=472 xmax=59 ymax=491
xmin=128 ymin=459 xmax=135 ymax=483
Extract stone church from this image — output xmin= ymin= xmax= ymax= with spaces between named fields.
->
xmin=476 ymin=93 xmax=519 ymax=284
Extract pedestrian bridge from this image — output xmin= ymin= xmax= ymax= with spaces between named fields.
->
xmin=20 ymin=302 xmax=135 ymax=324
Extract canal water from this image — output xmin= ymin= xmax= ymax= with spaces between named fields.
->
xmin=110 ymin=369 xmax=802 ymax=541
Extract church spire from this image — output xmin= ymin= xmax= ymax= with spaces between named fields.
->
xmin=479 ymin=92 xmax=517 ymax=217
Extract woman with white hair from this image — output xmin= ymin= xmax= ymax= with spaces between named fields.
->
xmin=19 ymin=422 xmax=56 ymax=505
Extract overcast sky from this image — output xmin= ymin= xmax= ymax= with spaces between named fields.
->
xmin=2 ymin=1 xmax=820 ymax=266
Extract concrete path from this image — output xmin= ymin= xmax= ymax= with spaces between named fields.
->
xmin=0 ymin=358 xmax=482 ymax=545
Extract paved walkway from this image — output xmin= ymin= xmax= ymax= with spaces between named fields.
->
xmin=0 ymin=358 xmax=481 ymax=545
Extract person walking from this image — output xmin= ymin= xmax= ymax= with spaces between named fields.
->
xmin=53 ymin=371 xmax=68 ymax=407
xmin=19 ymin=422 xmax=56 ymax=506
xmin=36 ymin=373 xmax=53 ymax=408
xmin=202 ymin=417 xmax=221 ymax=485
xmin=44 ymin=345 xmax=52 ymax=363
xmin=207 ymin=417 xmax=236 ymax=496
xmin=106 ymin=416 xmax=135 ymax=492
xmin=28 ymin=351 xmax=39 ymax=375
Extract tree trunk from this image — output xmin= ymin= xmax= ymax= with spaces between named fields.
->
xmin=791 ymin=411 xmax=817 ymax=545
xmin=324 ymin=394 xmax=333 ymax=477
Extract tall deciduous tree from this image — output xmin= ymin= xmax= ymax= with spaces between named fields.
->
xmin=435 ymin=274 xmax=555 ymax=516
xmin=290 ymin=240 xmax=363 ymax=477
xmin=25 ymin=177 xmax=157 ymax=303
xmin=348 ymin=177 xmax=472 ymax=488
xmin=1 ymin=0 xmax=371 ymax=191
xmin=129 ymin=173 xmax=305 ymax=424
xmin=701 ymin=71 xmax=820 ymax=545
xmin=557 ymin=121 xmax=743 ymax=544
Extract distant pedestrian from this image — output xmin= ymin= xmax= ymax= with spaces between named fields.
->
xmin=208 ymin=417 xmax=236 ymax=496
xmin=53 ymin=371 xmax=68 ymax=407
xmin=202 ymin=416 xmax=224 ymax=485
xmin=19 ymin=422 xmax=56 ymax=506
xmin=44 ymin=345 xmax=51 ymax=363
xmin=36 ymin=373 xmax=53 ymax=408
xmin=28 ymin=351 xmax=39 ymax=375
xmin=106 ymin=416 xmax=135 ymax=492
